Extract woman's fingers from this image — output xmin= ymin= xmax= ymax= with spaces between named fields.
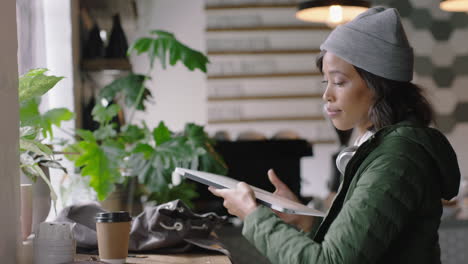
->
xmin=237 ymin=182 xmax=252 ymax=193
xmin=208 ymin=182 xmax=258 ymax=219
xmin=268 ymin=169 xmax=301 ymax=203
xmin=209 ymin=183 xmax=251 ymax=198
xmin=268 ymin=169 xmax=287 ymax=190
xmin=208 ymin=186 xmax=226 ymax=198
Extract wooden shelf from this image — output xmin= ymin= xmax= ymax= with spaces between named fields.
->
xmin=207 ymin=25 xmax=329 ymax=32
xmin=81 ymin=58 xmax=132 ymax=71
xmin=208 ymin=116 xmax=325 ymax=124
xmin=309 ymin=139 xmax=338 ymax=145
xmin=208 ymin=94 xmax=322 ymax=101
xmin=208 ymin=72 xmax=320 ymax=79
xmin=208 ymin=49 xmax=320 ymax=55
xmin=206 ymin=4 xmax=296 ymax=10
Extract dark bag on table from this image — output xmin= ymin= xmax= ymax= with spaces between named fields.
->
xmin=55 ymin=200 xmax=229 ymax=256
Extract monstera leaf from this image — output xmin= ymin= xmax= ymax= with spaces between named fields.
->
xmin=128 ymin=30 xmax=209 ymax=72
xmin=183 ymin=123 xmax=228 ymax=175
xmin=99 ymin=74 xmax=152 ymax=111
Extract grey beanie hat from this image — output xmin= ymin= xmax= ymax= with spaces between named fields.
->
xmin=320 ymin=6 xmax=414 ymax=82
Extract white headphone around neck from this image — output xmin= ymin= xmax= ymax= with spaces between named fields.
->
xmin=336 ymin=145 xmax=359 ymax=175
xmin=336 ymin=130 xmax=376 ymax=174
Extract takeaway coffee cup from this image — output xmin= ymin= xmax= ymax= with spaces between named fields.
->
xmin=96 ymin=211 xmax=132 ymax=264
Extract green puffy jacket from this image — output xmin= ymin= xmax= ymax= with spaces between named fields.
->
xmin=242 ymin=121 xmax=460 ymax=264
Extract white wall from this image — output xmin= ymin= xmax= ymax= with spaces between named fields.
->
xmin=130 ymin=0 xmax=207 ymax=131
xmin=0 ymin=0 xmax=19 ymax=262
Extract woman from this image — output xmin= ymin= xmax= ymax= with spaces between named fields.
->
xmin=209 ymin=7 xmax=461 ymax=264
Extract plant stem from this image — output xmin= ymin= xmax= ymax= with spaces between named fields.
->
xmin=53 ymin=151 xmax=80 ymax=155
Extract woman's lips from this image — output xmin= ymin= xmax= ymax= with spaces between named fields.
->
xmin=326 ymin=107 xmax=342 ymax=117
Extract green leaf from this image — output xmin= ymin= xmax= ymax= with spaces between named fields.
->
xmin=19 ymin=77 xmax=73 ymax=139
xmin=169 ymin=42 xmax=182 ymax=66
xmin=76 ymin=129 xmax=96 ymax=142
xmin=20 ymin=138 xmax=53 ymax=156
xmin=101 ymin=140 xmax=127 ymax=178
xmin=94 ymin=125 xmax=118 ymax=141
xmin=157 ymin=38 xmax=169 ymax=69
xmin=43 ymin=108 xmax=74 ymax=126
xmin=19 ymin=126 xmax=39 ymax=140
xmin=126 ymin=152 xmax=151 ymax=182
xmin=91 ymin=103 xmax=120 ymax=125
xmin=100 ymin=73 xmax=145 ymax=100
xmin=184 ymin=123 xmax=227 ymax=175
xmin=150 ymin=30 xmax=175 ymax=38
xmin=131 ymin=138 xmax=194 ymax=195
xmin=74 ymin=141 xmax=118 ymax=200
xmin=132 ymin=143 xmax=154 ymax=159
xmin=149 ymin=38 xmax=159 ymax=68
xmin=123 ymin=82 xmax=152 ymax=111
xmin=120 ymin=124 xmax=146 ymax=143
xmin=38 ymin=159 xmax=68 ymax=174
xmin=19 ymin=97 xmax=41 ymax=126
xmin=129 ymin=31 xmax=209 ymax=73
xmin=40 ymin=108 xmax=74 ymax=138
xmin=99 ymin=74 xmax=151 ymax=111
xmin=128 ymin=37 xmax=152 ymax=55
xmin=146 ymin=160 xmax=171 ymax=193
xmin=21 ymin=165 xmax=39 ymax=182
xmin=19 ymin=68 xmax=64 ymax=103
xmin=101 ymin=139 xmax=126 ymax=158
xmin=179 ymin=45 xmax=209 ymax=72
xmin=38 ymin=120 xmax=53 ymax=140
xmin=153 ymin=121 xmax=172 ymax=146
xmin=154 ymin=139 xmax=195 ymax=168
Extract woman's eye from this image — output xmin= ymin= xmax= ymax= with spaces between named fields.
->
xmin=334 ymin=82 xmax=344 ymax=87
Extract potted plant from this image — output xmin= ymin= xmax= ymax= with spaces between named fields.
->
xmin=19 ymin=68 xmax=74 ymax=233
xmin=65 ymin=30 xmax=226 ymax=210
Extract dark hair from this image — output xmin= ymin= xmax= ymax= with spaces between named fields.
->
xmin=316 ymin=51 xmax=434 ymax=130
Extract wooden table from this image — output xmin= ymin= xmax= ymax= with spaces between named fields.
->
xmin=76 ymin=253 xmax=231 ymax=264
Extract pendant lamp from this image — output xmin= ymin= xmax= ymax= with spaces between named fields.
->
xmin=296 ymin=0 xmax=371 ymax=26
xmin=440 ymin=0 xmax=468 ymax=12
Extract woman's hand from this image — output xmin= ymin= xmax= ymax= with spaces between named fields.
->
xmin=208 ymin=182 xmax=258 ymax=220
xmin=268 ymin=169 xmax=315 ymax=232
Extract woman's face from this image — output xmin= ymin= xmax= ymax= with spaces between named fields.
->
xmin=321 ymin=52 xmax=374 ymax=135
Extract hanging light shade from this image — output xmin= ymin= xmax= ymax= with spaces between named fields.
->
xmin=440 ymin=0 xmax=468 ymax=12
xmin=296 ymin=0 xmax=371 ymax=26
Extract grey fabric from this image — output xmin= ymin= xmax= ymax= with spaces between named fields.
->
xmin=320 ymin=6 xmax=414 ymax=82
xmin=55 ymin=202 xmax=105 ymax=249
xmin=54 ymin=200 xmax=228 ymax=255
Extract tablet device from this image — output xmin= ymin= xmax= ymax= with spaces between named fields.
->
xmin=175 ymin=168 xmax=325 ymax=217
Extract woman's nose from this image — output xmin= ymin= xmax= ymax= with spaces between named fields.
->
xmin=322 ymin=87 xmax=333 ymax=102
